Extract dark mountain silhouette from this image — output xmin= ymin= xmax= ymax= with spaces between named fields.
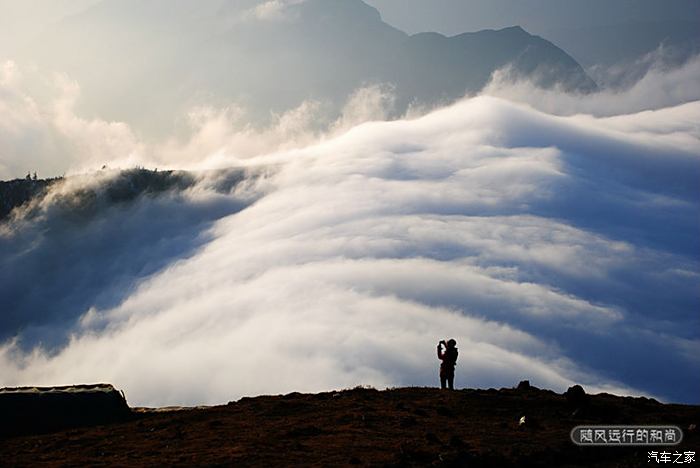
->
xmin=0 ymin=169 xmax=196 ymax=223
xmin=0 ymin=168 xmax=254 ymax=352
xmin=22 ymin=0 xmax=595 ymax=136
xmin=1 ymin=384 xmax=698 ymax=466
xmin=0 ymin=177 xmax=60 ymax=221
xmin=364 ymin=0 xmax=700 ymax=41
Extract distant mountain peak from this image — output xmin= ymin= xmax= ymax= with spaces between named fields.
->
xmin=23 ymin=0 xmax=595 ymax=135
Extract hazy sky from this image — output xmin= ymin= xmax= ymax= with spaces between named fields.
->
xmin=365 ymin=0 xmax=700 ymax=35
xmin=0 ymin=0 xmax=98 ymax=41
xmin=3 ymin=0 xmax=699 ymax=45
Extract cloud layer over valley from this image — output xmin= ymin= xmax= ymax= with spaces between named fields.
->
xmin=1 ymin=57 xmax=698 ymax=405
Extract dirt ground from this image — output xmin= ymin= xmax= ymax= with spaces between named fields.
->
xmin=1 ymin=386 xmax=698 ymax=467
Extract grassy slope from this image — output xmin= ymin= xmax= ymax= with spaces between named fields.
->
xmin=1 ymin=386 xmax=698 ymax=467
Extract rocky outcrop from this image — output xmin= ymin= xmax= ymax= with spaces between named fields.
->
xmin=0 ymin=383 xmax=131 ymax=437
xmin=0 ymin=177 xmax=60 ymax=221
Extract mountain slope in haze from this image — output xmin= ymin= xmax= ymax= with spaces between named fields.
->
xmin=19 ymin=0 xmax=595 ymax=136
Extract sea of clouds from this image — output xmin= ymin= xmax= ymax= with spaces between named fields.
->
xmin=1 ymin=57 xmax=699 ymax=406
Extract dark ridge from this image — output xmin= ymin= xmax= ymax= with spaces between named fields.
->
xmin=95 ymin=168 xmax=196 ymax=203
xmin=0 ymin=166 xmax=255 ymax=352
xmin=1 ymin=383 xmax=698 ymax=466
xmin=0 ymin=168 xmax=199 ymax=223
xmin=0 ymin=177 xmax=62 ymax=221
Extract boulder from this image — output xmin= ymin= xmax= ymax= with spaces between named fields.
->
xmin=564 ymin=384 xmax=588 ymax=409
xmin=516 ymin=380 xmax=531 ymax=391
xmin=0 ymin=383 xmax=131 ymax=437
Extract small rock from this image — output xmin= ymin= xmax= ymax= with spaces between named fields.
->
xmin=518 ymin=415 xmax=540 ymax=429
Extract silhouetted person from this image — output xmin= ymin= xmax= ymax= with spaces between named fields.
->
xmin=437 ymin=339 xmax=458 ymax=389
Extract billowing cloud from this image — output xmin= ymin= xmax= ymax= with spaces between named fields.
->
xmin=0 ymin=62 xmax=142 ymax=179
xmin=1 ymin=81 xmax=698 ymax=406
xmin=484 ymin=54 xmax=700 ymax=117
xmin=240 ymin=0 xmax=306 ymax=22
xmin=0 ymin=61 xmax=401 ymax=179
